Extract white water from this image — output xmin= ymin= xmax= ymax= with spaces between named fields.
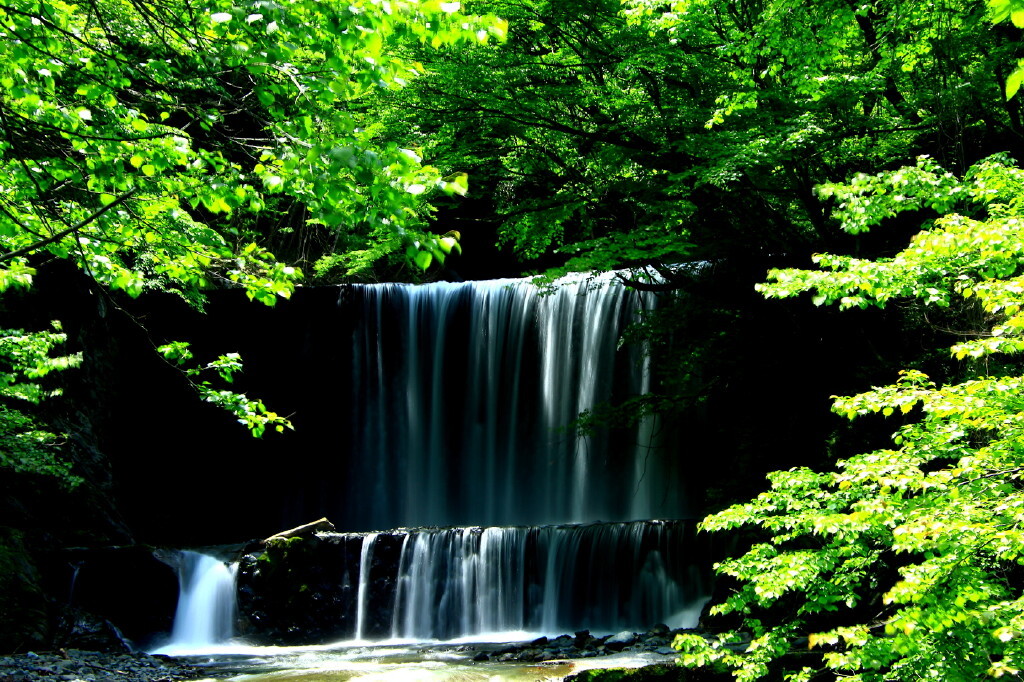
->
xmin=354 ymin=533 xmax=379 ymax=641
xmin=154 ymin=550 xmax=238 ymax=654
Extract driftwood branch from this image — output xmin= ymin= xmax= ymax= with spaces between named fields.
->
xmin=261 ymin=517 xmax=335 ymax=544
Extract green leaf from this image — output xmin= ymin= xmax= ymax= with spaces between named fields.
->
xmin=1007 ymin=62 xmax=1024 ymax=100
xmin=439 ymin=172 xmax=469 ymax=196
xmin=413 ymin=249 xmax=433 ymax=270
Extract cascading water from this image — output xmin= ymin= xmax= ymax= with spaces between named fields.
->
xmin=343 ymin=273 xmax=684 ymax=531
xmin=354 ymin=533 xmax=379 ymax=641
xmin=383 ymin=521 xmax=698 ymax=641
xmin=155 ymin=550 xmax=238 ymax=653
xmin=229 ymin=273 xmax=706 ymax=645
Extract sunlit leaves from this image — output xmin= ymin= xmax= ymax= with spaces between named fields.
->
xmin=0 ymin=405 xmax=81 ymax=487
xmin=157 ymin=341 xmax=291 ymax=437
xmin=989 ymin=0 xmax=1024 ymax=28
xmin=0 ymin=0 xmax=507 ymax=436
xmin=760 ymin=157 xmax=1024 ymax=313
xmin=692 ymin=154 xmax=1024 ymax=680
xmin=0 ymin=323 xmax=81 ymax=403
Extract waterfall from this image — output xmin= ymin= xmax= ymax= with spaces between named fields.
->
xmin=343 ymin=273 xmax=685 ymax=531
xmin=354 ymin=533 xmax=379 ymax=640
xmin=333 ymin=521 xmax=703 ymax=641
xmin=232 ymin=273 xmax=707 ymax=644
xmin=155 ymin=550 xmax=238 ymax=653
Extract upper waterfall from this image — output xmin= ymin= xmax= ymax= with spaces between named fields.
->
xmin=340 ymin=272 xmax=686 ymax=530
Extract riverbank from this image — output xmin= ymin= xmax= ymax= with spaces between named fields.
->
xmin=0 ymin=649 xmax=205 ymax=682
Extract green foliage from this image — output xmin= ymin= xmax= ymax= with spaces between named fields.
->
xmin=758 ymin=155 xmax=1024 ymax=312
xmin=0 ymin=322 xmax=80 ymax=402
xmin=0 ymin=0 xmax=505 ymax=439
xmin=0 ymin=405 xmax=80 ymax=486
xmin=0 ymin=323 xmax=81 ymax=484
xmin=682 ymin=158 xmax=1024 ymax=680
xmin=158 ymin=341 xmax=290 ymax=437
xmin=395 ymin=0 xmax=1014 ymax=279
xmin=989 ymin=1 xmax=1024 ymax=98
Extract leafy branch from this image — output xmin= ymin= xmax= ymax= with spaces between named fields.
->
xmin=158 ymin=341 xmax=292 ymax=438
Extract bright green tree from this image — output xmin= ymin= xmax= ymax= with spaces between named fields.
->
xmin=673 ymin=2 xmax=1024 ymax=678
xmin=0 ymin=0 xmax=504 ymax=457
xmin=675 ymin=158 xmax=1024 ymax=679
xmin=387 ymin=0 xmax=1018 ymax=277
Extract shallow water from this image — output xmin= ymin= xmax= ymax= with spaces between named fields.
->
xmin=166 ymin=638 xmax=675 ymax=682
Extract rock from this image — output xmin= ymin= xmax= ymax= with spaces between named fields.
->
xmin=657 ymin=646 xmax=677 ymax=655
xmin=650 ymin=623 xmax=670 ymax=636
xmin=56 ymin=608 xmax=133 ymax=652
xmin=605 ymin=630 xmax=638 ymax=651
xmin=0 ymin=530 xmax=50 ymax=650
xmin=472 ymin=651 xmax=489 ymax=662
xmin=573 ymin=629 xmax=591 ymax=648
xmin=563 ymin=663 xmax=690 ymax=681
xmin=530 ymin=635 xmax=549 ymax=646
xmin=0 ymin=651 xmax=202 ymax=682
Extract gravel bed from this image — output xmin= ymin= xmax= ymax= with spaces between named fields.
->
xmin=0 ymin=650 xmax=204 ymax=682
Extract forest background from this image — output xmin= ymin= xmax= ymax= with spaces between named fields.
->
xmin=2 ymin=0 xmax=1024 ymax=679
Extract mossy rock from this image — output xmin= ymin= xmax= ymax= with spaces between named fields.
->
xmin=565 ymin=663 xmax=734 ymax=682
xmin=565 ymin=664 xmax=686 ymax=682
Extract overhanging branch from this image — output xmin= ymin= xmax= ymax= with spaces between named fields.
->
xmin=0 ymin=189 xmax=138 ymax=264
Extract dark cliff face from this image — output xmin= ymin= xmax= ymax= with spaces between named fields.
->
xmin=8 ymin=264 xmax=915 ymax=548
xmin=0 ymin=258 xmax=919 ymax=651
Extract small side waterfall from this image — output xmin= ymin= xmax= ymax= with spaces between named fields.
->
xmin=354 ymin=533 xmax=379 ymax=640
xmin=155 ymin=550 xmax=238 ymax=653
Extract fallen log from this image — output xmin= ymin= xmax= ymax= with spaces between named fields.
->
xmin=261 ymin=517 xmax=335 ymax=544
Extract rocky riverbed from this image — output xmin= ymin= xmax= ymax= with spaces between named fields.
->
xmin=467 ymin=624 xmax=683 ymax=663
xmin=0 ymin=650 xmax=204 ymax=682
xmin=0 ymin=627 xmax=694 ymax=681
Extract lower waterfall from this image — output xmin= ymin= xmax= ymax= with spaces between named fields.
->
xmin=385 ymin=522 xmax=698 ymax=639
xmin=237 ymin=520 xmax=706 ymax=643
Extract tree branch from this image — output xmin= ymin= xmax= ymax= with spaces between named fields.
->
xmin=0 ymin=189 xmax=138 ymax=264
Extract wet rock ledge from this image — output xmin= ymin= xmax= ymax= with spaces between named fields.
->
xmin=469 ymin=624 xmax=682 ymax=663
xmin=0 ymin=650 xmax=203 ymax=682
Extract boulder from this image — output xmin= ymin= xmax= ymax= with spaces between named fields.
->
xmin=605 ymin=630 xmax=638 ymax=651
